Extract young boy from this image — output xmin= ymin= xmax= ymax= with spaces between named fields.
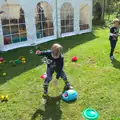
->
xmin=36 ymin=43 xmax=73 ymax=97
xmin=109 ymin=18 xmax=119 ymax=60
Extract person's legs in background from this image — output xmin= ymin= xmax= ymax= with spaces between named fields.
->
xmin=110 ymin=39 xmax=117 ymax=60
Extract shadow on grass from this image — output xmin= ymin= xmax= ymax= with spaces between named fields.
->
xmin=0 ymin=32 xmax=98 ymax=84
xmin=31 ymin=96 xmax=62 ymax=120
xmin=111 ymin=59 xmax=120 ymax=70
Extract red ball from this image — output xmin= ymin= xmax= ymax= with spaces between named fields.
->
xmin=0 ymin=57 xmax=4 ymax=62
xmin=72 ymin=56 xmax=77 ymax=62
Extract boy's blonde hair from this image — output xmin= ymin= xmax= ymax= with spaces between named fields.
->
xmin=51 ymin=43 xmax=63 ymax=58
xmin=51 ymin=43 xmax=62 ymax=53
xmin=113 ymin=18 xmax=119 ymax=23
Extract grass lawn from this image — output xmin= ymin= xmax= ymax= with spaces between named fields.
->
xmin=1 ymin=27 xmax=120 ymax=120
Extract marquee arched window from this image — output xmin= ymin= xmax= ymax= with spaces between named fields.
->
xmin=1 ymin=4 xmax=27 ymax=45
xmin=35 ymin=2 xmax=54 ymax=38
xmin=61 ymin=3 xmax=74 ymax=34
xmin=79 ymin=4 xmax=90 ymax=30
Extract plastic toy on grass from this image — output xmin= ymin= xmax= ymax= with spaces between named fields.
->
xmin=2 ymin=73 xmax=7 ymax=76
xmin=0 ymin=95 xmax=8 ymax=102
xmin=40 ymin=73 xmax=47 ymax=79
xmin=82 ymin=108 xmax=99 ymax=120
xmin=114 ymin=50 xmax=119 ymax=54
xmin=22 ymin=61 xmax=26 ymax=64
xmin=19 ymin=56 xmax=26 ymax=63
xmin=72 ymin=56 xmax=78 ymax=62
xmin=5 ymin=95 xmax=8 ymax=101
xmin=21 ymin=57 xmax=26 ymax=61
xmin=62 ymin=89 xmax=77 ymax=102
xmin=30 ymin=50 xmax=33 ymax=54
xmin=15 ymin=59 xmax=21 ymax=64
xmin=1 ymin=95 xmax=5 ymax=101
xmin=0 ymin=57 xmax=4 ymax=63
xmin=12 ymin=56 xmax=27 ymax=64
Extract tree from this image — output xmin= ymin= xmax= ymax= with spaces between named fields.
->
xmin=100 ymin=0 xmax=105 ymax=20
xmin=105 ymin=0 xmax=120 ymax=20
xmin=93 ymin=1 xmax=102 ymax=20
xmin=93 ymin=0 xmax=120 ymax=21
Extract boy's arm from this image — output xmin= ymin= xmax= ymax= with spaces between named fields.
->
xmin=110 ymin=27 xmax=114 ymax=36
xmin=36 ymin=50 xmax=51 ymax=56
xmin=110 ymin=27 xmax=117 ymax=38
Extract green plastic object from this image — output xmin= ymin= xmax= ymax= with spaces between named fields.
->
xmin=82 ymin=108 xmax=99 ymax=120
xmin=15 ymin=59 xmax=21 ymax=64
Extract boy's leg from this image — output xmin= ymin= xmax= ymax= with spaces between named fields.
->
xmin=43 ymin=67 xmax=54 ymax=95
xmin=110 ymin=40 xmax=117 ymax=58
xmin=60 ymin=71 xmax=73 ymax=90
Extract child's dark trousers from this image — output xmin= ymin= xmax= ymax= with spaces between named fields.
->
xmin=43 ymin=67 xmax=70 ymax=94
xmin=110 ymin=39 xmax=118 ymax=57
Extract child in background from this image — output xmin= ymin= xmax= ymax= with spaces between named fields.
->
xmin=109 ymin=18 xmax=119 ymax=60
xmin=36 ymin=43 xmax=73 ymax=98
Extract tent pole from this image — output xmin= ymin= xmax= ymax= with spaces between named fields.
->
xmin=55 ymin=0 xmax=59 ymax=38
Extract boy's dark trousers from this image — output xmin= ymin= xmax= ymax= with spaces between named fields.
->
xmin=110 ymin=39 xmax=118 ymax=57
xmin=43 ymin=67 xmax=70 ymax=94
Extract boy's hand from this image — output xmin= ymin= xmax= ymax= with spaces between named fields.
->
xmin=36 ymin=50 xmax=41 ymax=55
xmin=113 ymin=34 xmax=117 ymax=37
xmin=113 ymin=37 xmax=116 ymax=40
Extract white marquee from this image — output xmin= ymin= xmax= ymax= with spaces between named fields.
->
xmin=0 ymin=0 xmax=93 ymax=51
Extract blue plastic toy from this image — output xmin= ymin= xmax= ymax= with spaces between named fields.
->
xmin=62 ymin=89 xmax=78 ymax=102
xmin=82 ymin=108 xmax=99 ymax=120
